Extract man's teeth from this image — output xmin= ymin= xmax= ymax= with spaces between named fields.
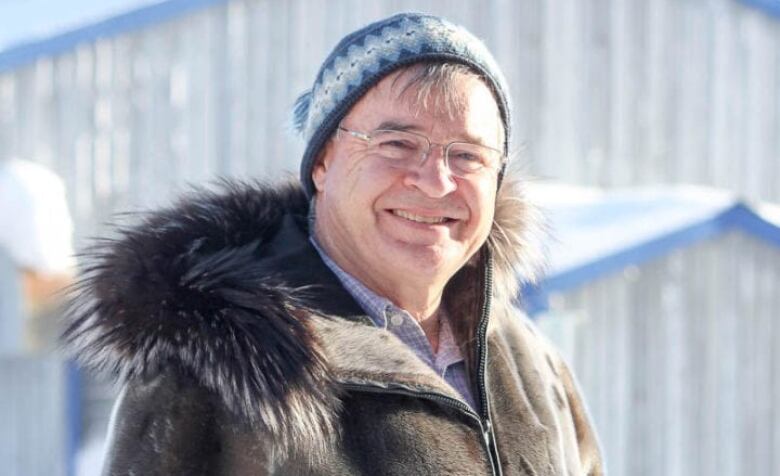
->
xmin=392 ymin=210 xmax=448 ymax=224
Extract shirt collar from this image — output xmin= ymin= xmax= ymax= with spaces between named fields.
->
xmin=310 ymin=236 xmax=393 ymax=328
xmin=309 ymin=235 xmax=465 ymax=368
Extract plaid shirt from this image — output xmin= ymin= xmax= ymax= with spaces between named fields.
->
xmin=311 ymin=238 xmax=477 ymax=410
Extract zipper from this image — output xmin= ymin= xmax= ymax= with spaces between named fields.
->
xmin=340 ymin=383 xmax=479 ymax=419
xmin=338 ymin=249 xmax=502 ymax=476
xmin=475 ymin=249 xmax=503 ymax=476
xmin=340 ymin=382 xmax=496 ymax=475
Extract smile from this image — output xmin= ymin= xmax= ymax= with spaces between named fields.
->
xmin=391 ymin=209 xmax=452 ymax=224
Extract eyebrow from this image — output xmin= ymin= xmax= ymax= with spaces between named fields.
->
xmin=375 ymin=120 xmax=420 ymax=133
xmin=374 ymin=120 xmax=492 ymax=147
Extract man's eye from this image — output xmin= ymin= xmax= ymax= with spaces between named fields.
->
xmin=377 ymin=139 xmax=417 ymax=150
xmin=451 ymin=151 xmax=481 ymax=162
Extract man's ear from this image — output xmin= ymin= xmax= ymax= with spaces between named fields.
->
xmin=311 ymin=141 xmax=333 ymax=193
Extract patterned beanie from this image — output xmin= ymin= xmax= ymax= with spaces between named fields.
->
xmin=291 ymin=12 xmax=512 ymax=198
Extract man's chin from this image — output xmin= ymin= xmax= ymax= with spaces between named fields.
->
xmin=379 ymin=240 xmax=461 ymax=275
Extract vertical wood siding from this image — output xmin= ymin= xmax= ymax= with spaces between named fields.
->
xmin=539 ymin=233 xmax=780 ymax=475
xmin=0 ymin=358 xmax=67 ymax=476
xmin=0 ymin=0 xmax=778 ymax=245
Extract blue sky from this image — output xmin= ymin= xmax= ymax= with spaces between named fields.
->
xmin=0 ymin=0 xmax=158 ymax=51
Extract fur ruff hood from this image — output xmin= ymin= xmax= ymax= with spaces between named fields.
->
xmin=62 ymin=172 xmax=545 ymax=455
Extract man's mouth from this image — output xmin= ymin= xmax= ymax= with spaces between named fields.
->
xmin=391 ymin=209 xmax=453 ymax=224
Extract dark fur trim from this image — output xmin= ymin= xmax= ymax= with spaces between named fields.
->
xmin=62 ymin=180 xmax=339 ymax=454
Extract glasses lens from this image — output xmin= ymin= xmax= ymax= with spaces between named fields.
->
xmin=369 ymin=130 xmax=425 ymax=165
xmin=447 ymin=143 xmax=502 ymax=176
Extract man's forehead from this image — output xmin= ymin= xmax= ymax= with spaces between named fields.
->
xmin=350 ymin=66 xmax=504 ymax=144
xmin=360 ymin=67 xmax=487 ymax=111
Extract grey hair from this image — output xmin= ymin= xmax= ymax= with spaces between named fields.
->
xmin=391 ymin=62 xmax=505 ymax=144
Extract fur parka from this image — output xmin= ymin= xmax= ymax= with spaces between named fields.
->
xmin=63 ymin=175 xmax=603 ymax=475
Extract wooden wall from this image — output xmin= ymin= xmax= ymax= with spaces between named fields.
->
xmin=0 ymin=358 xmax=68 ymax=476
xmin=0 ymin=0 xmax=778 ymax=246
xmin=539 ymin=232 xmax=780 ymax=475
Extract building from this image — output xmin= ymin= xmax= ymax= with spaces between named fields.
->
xmin=528 ymin=184 xmax=780 ymax=476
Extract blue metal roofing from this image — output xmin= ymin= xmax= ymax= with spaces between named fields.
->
xmin=522 ymin=186 xmax=780 ymax=315
xmin=739 ymin=0 xmax=780 ymax=18
xmin=0 ymin=0 xmax=228 ymax=74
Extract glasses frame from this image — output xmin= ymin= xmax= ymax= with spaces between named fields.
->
xmin=336 ymin=125 xmax=506 ymax=177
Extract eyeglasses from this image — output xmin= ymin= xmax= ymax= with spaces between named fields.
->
xmin=337 ymin=126 xmax=505 ymax=177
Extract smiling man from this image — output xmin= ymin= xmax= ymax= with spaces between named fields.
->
xmin=65 ymin=12 xmax=603 ymax=476
xmin=310 ymin=67 xmax=502 ymax=360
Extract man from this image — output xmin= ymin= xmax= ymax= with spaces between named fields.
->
xmin=65 ymin=12 xmax=603 ymax=475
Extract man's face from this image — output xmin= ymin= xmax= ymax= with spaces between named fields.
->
xmin=312 ymin=68 xmax=503 ymax=291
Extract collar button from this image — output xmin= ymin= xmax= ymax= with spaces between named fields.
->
xmin=390 ymin=313 xmax=404 ymax=327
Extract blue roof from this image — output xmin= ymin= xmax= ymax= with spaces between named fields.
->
xmin=0 ymin=0 xmax=227 ymax=74
xmin=739 ymin=0 xmax=780 ymax=18
xmin=522 ymin=185 xmax=780 ymax=315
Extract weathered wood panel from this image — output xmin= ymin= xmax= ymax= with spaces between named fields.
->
xmin=539 ymin=233 xmax=780 ymax=475
xmin=0 ymin=358 xmax=68 ymax=476
xmin=0 ymin=0 xmax=778 ymax=244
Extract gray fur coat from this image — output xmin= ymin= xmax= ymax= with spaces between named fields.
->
xmin=63 ymin=175 xmax=603 ymax=475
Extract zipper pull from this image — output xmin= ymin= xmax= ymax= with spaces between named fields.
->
xmin=482 ymin=418 xmax=493 ymax=444
xmin=482 ymin=418 xmax=503 ymax=475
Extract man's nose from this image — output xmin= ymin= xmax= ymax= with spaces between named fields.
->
xmin=403 ymin=144 xmax=457 ymax=198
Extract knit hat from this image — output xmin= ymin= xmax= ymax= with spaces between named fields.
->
xmin=292 ymin=12 xmax=512 ymax=198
